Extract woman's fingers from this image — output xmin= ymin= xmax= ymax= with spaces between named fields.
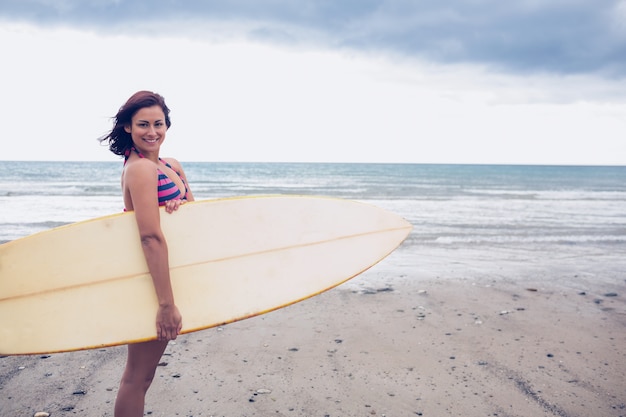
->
xmin=164 ymin=199 xmax=185 ymax=213
xmin=156 ymin=305 xmax=183 ymax=340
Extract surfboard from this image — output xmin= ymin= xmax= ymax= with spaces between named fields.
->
xmin=0 ymin=195 xmax=412 ymax=355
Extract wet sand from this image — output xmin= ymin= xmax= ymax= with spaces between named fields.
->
xmin=1 ymin=245 xmax=625 ymax=417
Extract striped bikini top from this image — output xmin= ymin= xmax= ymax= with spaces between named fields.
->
xmin=124 ymin=147 xmax=188 ymax=205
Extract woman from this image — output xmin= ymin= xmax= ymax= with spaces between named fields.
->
xmin=99 ymin=91 xmax=195 ymax=417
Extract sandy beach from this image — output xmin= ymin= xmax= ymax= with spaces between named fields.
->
xmin=1 ymin=244 xmax=625 ymax=417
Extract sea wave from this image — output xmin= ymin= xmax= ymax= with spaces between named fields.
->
xmin=432 ymin=234 xmax=626 ymax=245
xmin=1 ymin=162 xmax=625 ymax=245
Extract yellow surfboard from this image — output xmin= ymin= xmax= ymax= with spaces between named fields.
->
xmin=0 ymin=196 xmax=412 ymax=355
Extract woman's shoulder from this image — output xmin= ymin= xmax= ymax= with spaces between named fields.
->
xmin=161 ymin=157 xmax=184 ymax=171
xmin=124 ymin=157 xmax=158 ymax=178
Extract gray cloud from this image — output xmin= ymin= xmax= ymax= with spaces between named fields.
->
xmin=1 ymin=0 xmax=625 ymax=76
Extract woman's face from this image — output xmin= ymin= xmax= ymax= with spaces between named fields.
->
xmin=125 ymin=105 xmax=168 ymax=154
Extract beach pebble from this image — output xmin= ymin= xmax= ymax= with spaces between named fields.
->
xmin=604 ymin=292 xmax=618 ymax=297
xmin=256 ymin=388 xmax=272 ymax=394
xmin=499 ymin=310 xmax=510 ymax=315
xmin=34 ymin=413 xmax=50 ymax=417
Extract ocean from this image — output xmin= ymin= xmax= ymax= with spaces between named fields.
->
xmin=1 ymin=161 xmax=625 ymax=255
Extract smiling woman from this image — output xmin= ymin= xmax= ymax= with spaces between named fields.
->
xmin=100 ymin=91 xmax=173 ymax=157
xmin=98 ymin=90 xmax=195 ymax=417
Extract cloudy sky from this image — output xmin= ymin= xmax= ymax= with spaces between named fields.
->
xmin=1 ymin=0 xmax=625 ymax=164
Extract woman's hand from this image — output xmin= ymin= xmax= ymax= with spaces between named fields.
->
xmin=163 ymin=198 xmax=185 ymax=214
xmin=156 ymin=304 xmax=183 ymax=341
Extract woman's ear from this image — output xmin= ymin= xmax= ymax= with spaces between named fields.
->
xmin=124 ymin=125 xmax=131 ymax=133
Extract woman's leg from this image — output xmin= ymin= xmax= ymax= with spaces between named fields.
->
xmin=114 ymin=339 xmax=169 ymax=417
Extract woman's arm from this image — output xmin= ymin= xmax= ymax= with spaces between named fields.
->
xmin=124 ymin=160 xmax=182 ymax=341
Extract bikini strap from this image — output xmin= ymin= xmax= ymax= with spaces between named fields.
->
xmin=124 ymin=147 xmax=178 ymax=173
xmin=123 ymin=147 xmax=141 ymax=165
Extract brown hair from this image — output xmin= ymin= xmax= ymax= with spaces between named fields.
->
xmin=99 ymin=91 xmax=171 ymax=156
